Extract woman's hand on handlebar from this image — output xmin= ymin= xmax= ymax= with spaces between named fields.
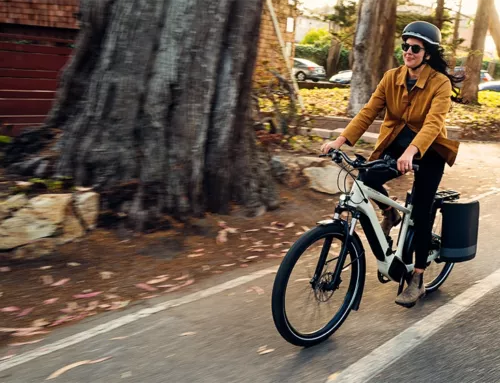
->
xmin=397 ymin=145 xmax=419 ymax=174
xmin=320 ymin=136 xmax=347 ymax=154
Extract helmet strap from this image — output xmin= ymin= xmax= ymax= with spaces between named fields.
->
xmin=410 ymin=59 xmax=427 ymax=70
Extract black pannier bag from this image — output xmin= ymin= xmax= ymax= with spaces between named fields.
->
xmin=439 ymin=200 xmax=480 ymax=263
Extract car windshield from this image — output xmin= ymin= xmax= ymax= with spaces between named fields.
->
xmin=295 ymin=59 xmax=319 ymax=67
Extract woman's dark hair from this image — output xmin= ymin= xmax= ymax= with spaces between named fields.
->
xmin=423 ymin=43 xmax=465 ymax=103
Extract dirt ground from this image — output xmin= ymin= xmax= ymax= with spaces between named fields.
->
xmin=0 ymin=140 xmax=499 ymax=353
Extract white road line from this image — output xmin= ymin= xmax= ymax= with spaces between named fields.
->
xmin=327 ymin=190 xmax=500 ymax=383
xmin=326 ymin=268 xmax=500 ymax=383
xmin=0 ymin=266 xmax=278 ymax=372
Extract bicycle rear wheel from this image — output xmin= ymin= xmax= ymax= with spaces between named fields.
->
xmin=425 ymin=210 xmax=454 ymax=293
xmin=271 ymin=224 xmax=364 ymax=347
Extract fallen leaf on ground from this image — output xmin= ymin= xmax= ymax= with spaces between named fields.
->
xmin=240 ymin=264 xmax=249 ymax=268
xmin=73 ymin=291 xmax=102 ymax=299
xmin=46 ymin=357 xmax=112 ymax=380
xmin=163 ymin=285 xmax=182 ymax=293
xmin=41 ymin=275 xmax=54 ymax=285
xmin=194 ymin=248 xmax=204 ymax=253
xmin=60 ymin=302 xmax=79 ymax=314
xmin=272 ymin=243 xmax=283 ymax=249
xmin=142 ymin=294 xmax=159 ymax=299
xmin=246 ymin=255 xmax=259 ymax=260
xmin=51 ymin=278 xmax=70 ymax=287
xmin=67 ymin=262 xmax=81 ymax=267
xmin=98 ymin=304 xmax=111 ymax=309
xmin=295 ymin=231 xmax=304 ymax=236
xmin=180 ymin=332 xmax=196 ymax=337
xmin=173 ymin=275 xmax=189 ymax=281
xmin=9 ymin=339 xmax=44 ymax=347
xmin=86 ymin=301 xmax=99 ymax=311
xmin=0 ymin=327 xmax=39 ymax=333
xmin=265 ymin=254 xmax=281 ymax=258
xmin=0 ymin=267 xmax=11 ymax=272
xmin=17 ymin=308 xmax=34 ymax=317
xmin=271 ymin=221 xmax=285 ymax=228
xmin=187 ymin=253 xmax=204 ymax=258
xmin=201 ymin=265 xmax=211 ymax=271
xmin=39 ymin=266 xmax=53 ymax=270
xmin=32 ymin=319 xmax=50 ymax=328
xmin=216 ymin=229 xmax=228 ymax=244
xmin=244 ymin=229 xmax=260 ymax=233
xmin=226 ymin=227 xmax=238 ymax=234
xmin=301 ymin=226 xmax=310 ymax=232
xmin=135 ymin=283 xmax=157 ymax=292
xmin=221 ymin=263 xmax=236 ymax=267
xmin=157 ymin=284 xmax=176 ymax=288
xmin=1 ymin=306 xmax=20 ymax=313
xmin=43 ymin=298 xmax=59 ymax=305
xmin=110 ymin=336 xmax=129 ymax=340
xmin=104 ymin=294 xmax=119 ymax=300
xmin=12 ymin=330 xmax=50 ymax=337
xmin=258 ymin=348 xmax=275 ymax=355
xmin=248 ymin=286 xmax=265 ymax=295
xmin=100 ymin=271 xmax=114 ymax=280
xmin=49 ymin=315 xmax=77 ymax=327
xmin=146 ymin=276 xmax=169 ymax=285
xmin=285 ymin=222 xmax=295 ymax=229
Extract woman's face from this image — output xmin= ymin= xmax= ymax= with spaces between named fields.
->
xmin=403 ymin=37 xmax=428 ymax=69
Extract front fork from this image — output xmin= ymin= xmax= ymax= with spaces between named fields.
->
xmin=311 ymin=208 xmax=360 ymax=291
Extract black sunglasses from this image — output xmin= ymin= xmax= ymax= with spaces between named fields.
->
xmin=401 ymin=43 xmax=425 ymax=54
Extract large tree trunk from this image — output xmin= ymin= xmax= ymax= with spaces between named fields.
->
xmin=374 ymin=0 xmax=397 ymax=77
xmin=326 ymin=38 xmax=342 ymax=78
xmin=462 ymin=0 xmax=493 ymax=104
xmin=348 ymin=0 xmax=396 ymax=116
xmin=489 ymin=4 xmax=500 ymax=59
xmin=449 ymin=0 xmax=463 ymax=71
xmin=44 ymin=0 xmax=278 ymax=230
xmin=435 ymin=0 xmax=445 ymax=29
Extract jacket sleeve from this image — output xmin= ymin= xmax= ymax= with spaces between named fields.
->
xmin=410 ymin=79 xmax=452 ymax=158
xmin=341 ymin=72 xmax=388 ymax=146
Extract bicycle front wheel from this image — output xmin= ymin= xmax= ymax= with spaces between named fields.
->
xmin=271 ymin=224 xmax=364 ymax=347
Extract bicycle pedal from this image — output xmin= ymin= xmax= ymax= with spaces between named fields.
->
xmin=377 ymin=271 xmax=391 ymax=284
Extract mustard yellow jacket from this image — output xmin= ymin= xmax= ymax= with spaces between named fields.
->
xmin=341 ymin=64 xmax=459 ymax=166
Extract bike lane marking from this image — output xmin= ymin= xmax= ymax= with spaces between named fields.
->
xmin=327 ymin=189 xmax=500 ymax=383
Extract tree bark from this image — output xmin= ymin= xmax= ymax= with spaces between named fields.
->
xmin=489 ymin=4 xmax=500 ymax=59
xmin=348 ymin=0 xmax=396 ymax=116
xmin=462 ymin=0 xmax=493 ymax=104
xmin=44 ymin=0 xmax=278 ymax=230
xmin=435 ymin=0 xmax=445 ymax=29
xmin=449 ymin=0 xmax=463 ymax=71
xmin=326 ymin=38 xmax=342 ymax=77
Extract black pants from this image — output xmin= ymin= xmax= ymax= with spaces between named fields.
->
xmin=358 ymin=144 xmax=445 ymax=270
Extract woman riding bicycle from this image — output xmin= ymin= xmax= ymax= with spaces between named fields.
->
xmin=320 ymin=21 xmax=464 ymax=307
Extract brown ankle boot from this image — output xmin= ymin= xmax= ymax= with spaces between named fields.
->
xmin=395 ymin=272 xmax=425 ymax=308
xmin=381 ymin=207 xmax=402 ymax=237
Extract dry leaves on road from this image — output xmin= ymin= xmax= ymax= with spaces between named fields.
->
xmin=257 ymin=345 xmax=275 ymax=355
xmin=51 ymin=278 xmax=70 ymax=287
xmin=135 ymin=283 xmax=158 ymax=292
xmin=46 ymin=357 xmax=112 ymax=380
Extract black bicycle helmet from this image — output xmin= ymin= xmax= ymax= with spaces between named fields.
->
xmin=402 ymin=21 xmax=441 ymax=46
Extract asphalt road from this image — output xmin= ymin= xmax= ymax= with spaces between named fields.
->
xmin=0 ymin=188 xmax=498 ymax=383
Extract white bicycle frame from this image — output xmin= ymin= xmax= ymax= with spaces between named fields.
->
xmin=331 ymin=178 xmax=439 ymax=281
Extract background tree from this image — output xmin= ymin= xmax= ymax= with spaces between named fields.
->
xmin=489 ymin=4 xmax=500 ymax=59
xmin=449 ymin=0 xmax=464 ymax=71
xmin=347 ymin=0 xmax=397 ymax=116
xmin=462 ymin=0 xmax=494 ymax=104
xmin=44 ymin=0 xmax=279 ymax=230
xmin=435 ymin=0 xmax=446 ymax=29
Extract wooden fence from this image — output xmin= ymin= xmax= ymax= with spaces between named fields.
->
xmin=0 ymin=33 xmax=73 ymax=136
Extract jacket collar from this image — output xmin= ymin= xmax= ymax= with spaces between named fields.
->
xmin=396 ymin=64 xmax=433 ymax=89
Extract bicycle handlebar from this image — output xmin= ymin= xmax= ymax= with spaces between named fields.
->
xmin=320 ymin=149 xmax=419 ymax=173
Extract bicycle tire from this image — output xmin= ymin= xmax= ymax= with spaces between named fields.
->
xmin=271 ymin=224 xmax=364 ymax=347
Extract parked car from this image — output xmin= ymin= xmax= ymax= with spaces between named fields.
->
xmin=479 ymin=80 xmax=500 ymax=92
xmin=453 ymin=67 xmax=494 ymax=88
xmin=293 ymin=58 xmax=326 ymax=82
xmin=329 ymin=70 xmax=352 ymax=85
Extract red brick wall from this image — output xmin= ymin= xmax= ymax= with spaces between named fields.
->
xmin=0 ymin=0 xmax=79 ymax=29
